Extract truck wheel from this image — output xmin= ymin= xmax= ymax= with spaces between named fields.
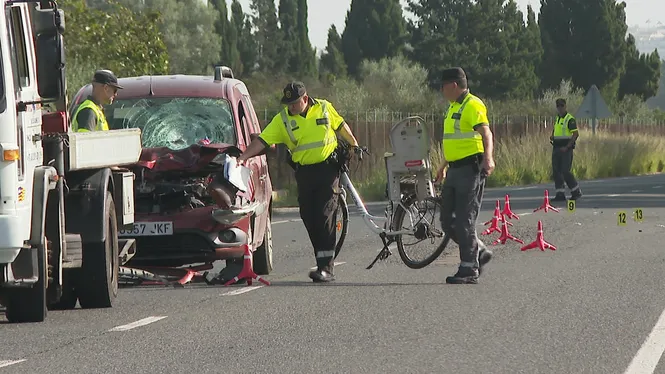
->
xmin=77 ymin=191 xmax=119 ymax=309
xmin=253 ymin=214 xmax=273 ymax=275
xmin=5 ymin=241 xmax=48 ymax=323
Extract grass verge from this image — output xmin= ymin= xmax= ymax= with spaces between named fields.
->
xmin=273 ymin=130 xmax=665 ymax=208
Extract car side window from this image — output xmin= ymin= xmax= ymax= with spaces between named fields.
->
xmin=237 ymin=100 xmax=252 ymax=146
xmin=241 ymin=95 xmax=261 ymax=134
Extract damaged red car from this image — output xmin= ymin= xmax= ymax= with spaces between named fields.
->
xmin=69 ymin=67 xmax=275 ymax=277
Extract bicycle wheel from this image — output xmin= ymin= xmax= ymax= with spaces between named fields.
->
xmin=334 ymin=189 xmax=349 ymax=259
xmin=391 ymin=193 xmax=450 ymax=269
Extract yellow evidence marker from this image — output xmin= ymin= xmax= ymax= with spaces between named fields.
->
xmin=567 ymin=200 xmax=576 ymax=213
xmin=633 ymin=208 xmax=644 ymax=223
xmin=617 ymin=211 xmax=627 ymax=226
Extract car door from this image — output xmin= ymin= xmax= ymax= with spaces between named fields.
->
xmin=234 ymin=93 xmax=266 ymax=241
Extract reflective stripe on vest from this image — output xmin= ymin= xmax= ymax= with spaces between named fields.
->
xmin=280 ymin=101 xmax=335 ymax=153
xmin=442 ymin=95 xmax=483 ymax=141
xmin=553 ymin=113 xmax=574 ymax=140
xmin=71 ymin=99 xmax=109 ymax=132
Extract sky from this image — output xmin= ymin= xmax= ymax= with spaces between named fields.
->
xmin=232 ymin=0 xmax=660 ymax=52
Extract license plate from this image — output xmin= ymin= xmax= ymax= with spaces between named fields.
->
xmin=118 ymin=222 xmax=174 ymax=236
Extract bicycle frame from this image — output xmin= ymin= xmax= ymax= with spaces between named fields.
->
xmin=339 ymin=171 xmax=417 ymax=237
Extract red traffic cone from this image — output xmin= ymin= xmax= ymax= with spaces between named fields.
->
xmin=483 ymin=203 xmax=507 ymax=235
xmin=502 ymin=194 xmax=520 ymax=220
xmin=520 ymin=220 xmax=556 ymax=251
xmin=484 ymin=200 xmax=513 ymax=227
xmin=533 ymin=190 xmax=560 ymax=213
xmin=492 ymin=215 xmax=524 ymax=245
xmin=224 ymin=244 xmax=271 ymax=286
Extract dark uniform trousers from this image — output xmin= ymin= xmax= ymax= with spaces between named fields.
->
xmin=439 ymin=153 xmax=487 ymax=272
xmin=552 ymin=147 xmax=579 ymax=192
xmin=294 ymin=159 xmax=340 ymax=272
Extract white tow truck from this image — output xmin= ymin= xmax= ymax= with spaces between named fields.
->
xmin=0 ymin=0 xmax=142 ymax=323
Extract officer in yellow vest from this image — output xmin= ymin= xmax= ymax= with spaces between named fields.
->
xmin=434 ymin=67 xmax=495 ymax=285
xmin=238 ymin=81 xmax=360 ymax=282
xmin=71 ymin=70 xmax=123 ymax=132
xmin=550 ymin=98 xmax=582 ymax=201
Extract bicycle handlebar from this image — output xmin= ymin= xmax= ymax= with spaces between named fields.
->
xmin=353 ymin=145 xmax=370 ymax=161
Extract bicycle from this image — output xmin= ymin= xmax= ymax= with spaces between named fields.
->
xmin=333 ymin=116 xmax=451 ymax=270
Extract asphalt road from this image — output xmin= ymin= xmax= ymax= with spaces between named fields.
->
xmin=3 ymin=174 xmax=665 ymax=373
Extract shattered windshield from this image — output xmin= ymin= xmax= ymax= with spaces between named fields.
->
xmin=104 ymin=97 xmax=236 ymax=150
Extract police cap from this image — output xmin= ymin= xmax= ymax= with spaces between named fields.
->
xmin=93 ymin=69 xmax=123 ymax=89
xmin=441 ymin=67 xmax=467 ymax=84
xmin=281 ymin=81 xmax=306 ymax=104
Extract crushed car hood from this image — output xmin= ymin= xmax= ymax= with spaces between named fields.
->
xmin=131 ymin=143 xmax=242 ymax=176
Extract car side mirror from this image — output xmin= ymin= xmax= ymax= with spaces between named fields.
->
xmin=250 ymin=133 xmax=275 ymax=156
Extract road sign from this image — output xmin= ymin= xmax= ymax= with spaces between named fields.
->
xmin=575 ymin=84 xmax=612 ymax=135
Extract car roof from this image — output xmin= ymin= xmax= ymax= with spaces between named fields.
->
xmin=70 ymin=74 xmax=248 ymax=103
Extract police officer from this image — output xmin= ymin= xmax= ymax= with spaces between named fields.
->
xmin=71 ymin=69 xmax=123 ymax=132
xmin=434 ymin=67 xmax=495 ymax=285
xmin=550 ymin=98 xmax=582 ymax=201
xmin=238 ymin=81 xmax=360 ymax=282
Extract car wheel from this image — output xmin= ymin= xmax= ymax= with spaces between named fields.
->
xmin=253 ymin=214 xmax=273 ymax=275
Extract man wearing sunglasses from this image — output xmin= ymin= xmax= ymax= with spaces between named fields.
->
xmin=550 ymin=98 xmax=582 ymax=202
xmin=70 ymin=69 xmax=123 ymax=133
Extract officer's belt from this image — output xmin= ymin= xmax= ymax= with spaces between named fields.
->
xmin=448 ymin=153 xmax=483 ymax=168
xmin=292 ymin=154 xmax=336 ymax=171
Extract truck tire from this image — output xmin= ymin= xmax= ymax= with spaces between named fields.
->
xmin=77 ymin=191 xmax=119 ymax=309
xmin=5 ymin=241 xmax=48 ymax=323
xmin=252 ymin=214 xmax=273 ymax=275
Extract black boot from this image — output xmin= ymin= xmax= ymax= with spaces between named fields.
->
xmin=552 ymin=192 xmax=566 ymax=202
xmin=478 ymin=248 xmax=493 ymax=275
xmin=309 ymin=266 xmax=335 ymax=283
xmin=570 ymin=188 xmax=582 ymax=200
xmin=446 ymin=267 xmax=479 ymax=284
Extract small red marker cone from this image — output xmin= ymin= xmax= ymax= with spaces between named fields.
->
xmin=502 ymin=194 xmax=520 ymax=220
xmin=224 ymin=244 xmax=271 ymax=286
xmin=534 ymin=190 xmax=560 ymax=213
xmin=484 ymin=200 xmax=513 ymax=227
xmin=492 ymin=215 xmax=524 ymax=245
xmin=520 ymin=220 xmax=556 ymax=251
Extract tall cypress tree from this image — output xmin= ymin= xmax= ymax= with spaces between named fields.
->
xmin=231 ymin=0 xmax=257 ymax=76
xmin=294 ymin=0 xmax=317 ymax=77
xmin=619 ymin=36 xmax=661 ymax=100
xmin=210 ymin=0 xmax=241 ymax=73
xmin=539 ymin=0 xmax=628 ymax=98
xmin=250 ymin=0 xmax=283 ymax=73
xmin=278 ymin=0 xmax=299 ymax=73
xmin=320 ymin=24 xmax=347 ymax=79
xmin=341 ymin=0 xmax=407 ymax=78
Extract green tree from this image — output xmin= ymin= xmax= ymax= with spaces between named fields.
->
xmin=320 ymin=24 xmax=347 ymax=80
xmin=211 ymin=0 xmax=242 ymax=74
xmin=231 ymin=0 xmax=258 ymax=76
xmin=294 ymin=0 xmax=317 ymax=77
xmin=619 ymin=36 xmax=661 ymax=100
xmin=60 ymin=0 xmax=168 ymax=92
xmin=278 ymin=0 xmax=299 ymax=73
xmin=341 ymin=0 xmax=407 ymax=78
xmin=250 ymin=0 xmax=283 ymax=73
xmin=538 ymin=0 xmax=628 ymax=100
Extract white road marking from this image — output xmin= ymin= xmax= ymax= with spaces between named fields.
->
xmin=222 ymin=285 xmax=264 ymax=296
xmin=0 ymin=360 xmax=26 ymax=368
xmin=608 ymin=194 xmax=621 ymax=197
xmin=108 ymin=316 xmax=167 ymax=332
xmin=631 ymin=190 xmax=643 ymax=193
xmin=310 ymin=261 xmax=346 ymax=270
xmin=273 ymin=219 xmax=301 ymax=225
xmin=623 ymin=307 xmax=665 ymax=374
xmin=653 ymin=186 xmax=662 ymax=189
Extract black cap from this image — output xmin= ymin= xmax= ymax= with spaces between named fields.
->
xmin=281 ymin=81 xmax=306 ymax=104
xmin=93 ymin=69 xmax=123 ymax=89
xmin=441 ymin=67 xmax=466 ymax=83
